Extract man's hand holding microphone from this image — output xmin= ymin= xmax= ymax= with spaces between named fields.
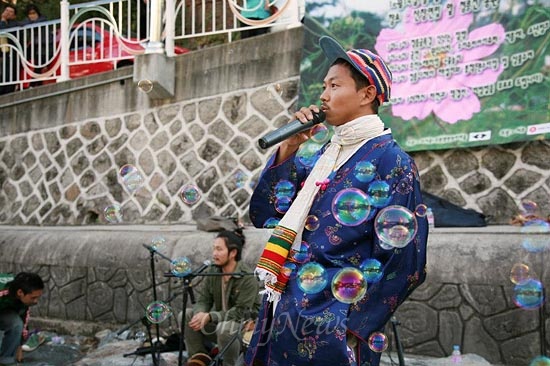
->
xmin=257 ymin=106 xmax=326 ymax=165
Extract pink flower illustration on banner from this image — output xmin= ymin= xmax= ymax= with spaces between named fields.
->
xmin=375 ymin=0 xmax=505 ymax=124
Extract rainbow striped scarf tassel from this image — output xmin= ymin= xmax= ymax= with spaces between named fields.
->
xmin=256 ymin=225 xmax=296 ymax=302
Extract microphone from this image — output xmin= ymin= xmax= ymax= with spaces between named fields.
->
xmin=142 ymin=243 xmax=172 ymax=262
xmin=191 ymin=259 xmax=212 ymax=276
xmin=257 ymin=110 xmax=326 ymax=149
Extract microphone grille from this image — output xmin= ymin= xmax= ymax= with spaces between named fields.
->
xmin=204 ymin=259 xmax=212 ymax=266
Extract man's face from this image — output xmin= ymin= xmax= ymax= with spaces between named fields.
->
xmin=212 ymin=237 xmax=235 ymax=267
xmin=16 ymin=289 xmax=43 ymax=306
xmin=2 ymin=7 xmax=16 ymax=21
xmin=320 ymin=64 xmax=376 ymax=126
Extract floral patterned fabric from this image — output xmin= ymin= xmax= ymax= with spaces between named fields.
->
xmin=245 ymin=132 xmax=428 ymax=366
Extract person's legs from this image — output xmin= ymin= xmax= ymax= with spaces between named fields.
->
xmin=0 ymin=311 xmax=23 ymax=364
xmin=183 ymin=308 xmax=216 ymax=358
xmin=215 ymin=320 xmax=241 ymax=366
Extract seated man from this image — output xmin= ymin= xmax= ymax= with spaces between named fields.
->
xmin=0 ymin=272 xmax=44 ymax=366
xmin=182 ymin=229 xmax=261 ymax=366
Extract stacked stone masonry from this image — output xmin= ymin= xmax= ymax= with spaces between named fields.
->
xmin=1 ymin=82 xmax=549 ymax=225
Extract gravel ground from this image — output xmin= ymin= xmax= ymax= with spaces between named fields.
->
xmin=19 ymin=329 xmax=498 ymax=366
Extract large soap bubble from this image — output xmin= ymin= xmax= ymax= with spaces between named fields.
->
xmin=179 ymin=184 xmax=201 ymax=205
xmin=331 ymin=267 xmax=367 ymax=304
xmin=360 ymin=258 xmax=383 ymax=283
xmin=119 ymin=164 xmax=145 ymax=194
xmin=368 ymin=332 xmax=388 ymax=352
xmin=513 ymin=278 xmax=544 ymax=310
xmin=374 ymin=205 xmax=418 ymax=248
xmin=145 ymin=301 xmax=172 ymax=324
xmin=297 ymin=262 xmax=328 ymax=295
xmin=331 ymin=188 xmax=370 ymax=226
xmin=354 ymin=161 xmax=376 ymax=183
xmin=171 ymin=257 xmax=193 ymax=277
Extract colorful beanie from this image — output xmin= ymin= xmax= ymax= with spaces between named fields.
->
xmin=319 ymin=36 xmax=392 ymax=104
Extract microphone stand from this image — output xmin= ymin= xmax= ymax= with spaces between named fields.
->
xmin=208 ymin=318 xmax=247 ymax=366
xmin=390 ymin=317 xmax=406 ymax=366
xmin=143 ymin=244 xmax=173 ymax=366
xmin=164 ymin=270 xmax=257 ymax=366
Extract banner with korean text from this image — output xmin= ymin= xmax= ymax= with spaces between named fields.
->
xmin=299 ymin=0 xmax=549 ymax=151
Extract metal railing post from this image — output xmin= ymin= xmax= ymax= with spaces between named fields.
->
xmin=59 ymin=0 xmax=70 ymax=81
xmin=145 ymin=0 xmax=165 ymax=54
xmin=164 ymin=0 xmax=175 ymax=56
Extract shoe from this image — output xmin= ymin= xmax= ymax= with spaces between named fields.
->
xmin=21 ymin=333 xmax=46 ymax=352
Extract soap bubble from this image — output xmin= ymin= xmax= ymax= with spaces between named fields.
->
xmin=171 ymin=257 xmax=193 ymax=277
xmin=367 ymin=181 xmax=391 ymax=207
xmin=119 ymin=164 xmax=145 ymax=194
xmin=520 ymin=200 xmax=539 ymax=216
xmin=179 ymin=184 xmax=201 ymax=205
xmin=360 ymin=258 xmax=383 ymax=283
xmin=331 ymin=188 xmax=370 ymax=226
xmin=234 ymin=170 xmax=248 ymax=188
xmin=305 ymin=215 xmax=320 ymax=231
xmin=137 ymin=79 xmax=154 ymax=93
xmin=374 ymin=205 xmax=417 ymax=248
xmin=354 ymin=161 xmax=376 ymax=183
xmin=415 ymin=203 xmax=428 ymax=217
xmin=513 ymin=278 xmax=544 ymax=310
xmin=289 ymin=241 xmax=311 ymax=264
xmin=368 ymin=332 xmax=388 ymax=352
xmin=529 ymin=356 xmax=550 ymax=366
xmin=296 ymin=141 xmax=322 ymax=167
xmin=331 ymin=267 xmax=367 ymax=304
xmin=145 ymin=301 xmax=172 ymax=324
xmin=275 ymin=196 xmax=292 ymax=214
xmin=150 ymin=236 xmax=166 ymax=251
xmin=521 ymin=219 xmax=550 ymax=253
xmin=297 ymin=262 xmax=328 ymax=294
xmin=310 ymin=124 xmax=330 ymax=144
xmin=104 ymin=203 xmax=123 ymax=223
xmin=274 ymin=180 xmax=295 ymax=199
xmin=510 ymin=263 xmax=530 ymax=285
xmin=263 ymin=217 xmax=280 ymax=228
xmin=281 ymin=262 xmax=297 ymax=280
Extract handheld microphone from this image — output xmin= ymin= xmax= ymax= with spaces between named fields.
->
xmin=257 ymin=110 xmax=326 ymax=149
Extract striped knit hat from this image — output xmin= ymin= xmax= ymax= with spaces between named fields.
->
xmin=319 ymin=36 xmax=392 ymax=104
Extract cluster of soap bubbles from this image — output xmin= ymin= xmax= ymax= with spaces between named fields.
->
xmin=508 ymin=200 xmax=548 ymax=312
xmin=140 ymin=236 xmax=199 ymax=324
xmin=103 ymin=163 xmax=206 ymax=223
xmin=509 ymin=263 xmax=544 ymax=310
xmin=293 ymin=259 xmax=386 ymax=305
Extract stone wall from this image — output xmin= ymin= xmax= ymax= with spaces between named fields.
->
xmin=2 ymin=80 xmax=549 ymax=226
xmin=0 ymin=79 xmax=297 ymax=225
xmin=412 ymin=141 xmax=550 ymax=224
xmin=0 ymin=225 xmax=547 ymax=365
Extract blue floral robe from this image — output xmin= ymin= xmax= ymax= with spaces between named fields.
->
xmin=245 ymin=132 xmax=428 ymax=366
